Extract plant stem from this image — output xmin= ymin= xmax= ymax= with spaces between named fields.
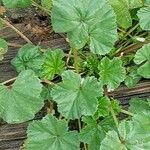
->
xmin=2 ymin=77 xmax=16 ymax=85
xmin=0 ymin=17 xmax=32 ymax=44
xmin=32 ymin=0 xmax=51 ymax=15
xmin=104 ymin=87 xmax=119 ymax=128
xmin=121 ymin=109 xmax=134 ymax=116
xmin=73 ymin=48 xmax=79 ymax=73
xmin=110 ymin=104 xmax=119 ymax=128
xmin=124 ymin=23 xmax=139 ymax=39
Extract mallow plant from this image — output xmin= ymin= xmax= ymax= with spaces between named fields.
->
xmin=0 ymin=0 xmax=150 ymax=150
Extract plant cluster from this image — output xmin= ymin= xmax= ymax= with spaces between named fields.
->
xmin=0 ymin=0 xmax=150 ymax=150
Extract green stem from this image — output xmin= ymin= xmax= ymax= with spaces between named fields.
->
xmin=73 ymin=48 xmax=79 ymax=73
xmin=32 ymin=0 xmax=51 ymax=15
xmin=121 ymin=109 xmax=134 ymax=116
xmin=124 ymin=23 xmax=139 ymax=39
xmin=110 ymin=104 xmax=119 ymax=128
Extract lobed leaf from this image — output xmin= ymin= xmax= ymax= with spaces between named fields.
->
xmin=11 ymin=44 xmax=43 ymax=75
xmin=24 ymin=115 xmax=80 ymax=150
xmin=0 ymin=70 xmax=44 ymax=123
xmin=80 ymin=116 xmax=115 ymax=150
xmin=51 ymin=70 xmax=103 ymax=119
xmin=51 ymin=0 xmax=117 ymax=55
xmin=100 ymin=119 xmax=150 ymax=150
xmin=98 ymin=57 xmax=126 ymax=91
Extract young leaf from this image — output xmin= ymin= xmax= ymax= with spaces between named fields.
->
xmin=51 ymin=0 xmax=117 ymax=55
xmin=137 ymin=6 xmax=150 ymax=30
xmin=41 ymin=0 xmax=52 ymax=10
xmin=11 ymin=44 xmax=43 ymax=75
xmin=134 ymin=43 xmax=150 ymax=78
xmin=95 ymin=97 xmax=121 ymax=118
xmin=2 ymin=0 xmax=32 ymax=8
xmin=24 ymin=115 xmax=80 ymax=150
xmin=80 ymin=116 xmax=115 ymax=150
xmin=108 ymin=0 xmax=132 ymax=29
xmin=100 ymin=120 xmax=150 ymax=150
xmin=0 ymin=38 xmax=8 ymax=61
xmin=51 ymin=70 xmax=103 ymax=119
xmin=98 ymin=57 xmax=126 ymax=91
xmin=41 ymin=49 xmax=65 ymax=80
xmin=0 ymin=70 xmax=44 ymax=123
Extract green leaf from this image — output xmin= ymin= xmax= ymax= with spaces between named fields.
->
xmin=0 ymin=38 xmax=8 ymax=61
xmin=80 ymin=116 xmax=115 ymax=150
xmin=100 ymin=120 xmax=150 ymax=150
xmin=95 ymin=97 xmax=121 ymax=118
xmin=125 ymin=68 xmax=141 ymax=88
xmin=11 ymin=44 xmax=43 ymax=75
xmin=132 ymin=110 xmax=150 ymax=132
xmin=2 ymin=0 xmax=32 ymax=8
xmin=126 ymin=0 xmax=144 ymax=9
xmin=24 ymin=115 xmax=80 ymax=150
xmin=41 ymin=49 xmax=65 ymax=80
xmin=0 ymin=70 xmax=44 ymax=123
xmin=100 ymin=130 xmax=127 ymax=150
xmin=145 ymin=0 xmax=150 ymax=5
xmin=137 ymin=6 xmax=150 ymax=30
xmin=51 ymin=70 xmax=103 ymax=119
xmin=98 ymin=57 xmax=126 ymax=91
xmin=41 ymin=0 xmax=52 ymax=10
xmin=41 ymin=85 xmax=52 ymax=100
xmin=51 ymin=0 xmax=117 ymax=55
xmin=129 ymin=98 xmax=150 ymax=114
xmin=134 ymin=43 xmax=150 ymax=78
xmin=108 ymin=0 xmax=132 ymax=29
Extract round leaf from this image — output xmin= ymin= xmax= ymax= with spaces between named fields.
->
xmin=11 ymin=44 xmax=43 ymax=75
xmin=100 ymin=120 xmax=150 ymax=150
xmin=100 ymin=130 xmax=127 ymax=150
xmin=51 ymin=0 xmax=117 ymax=55
xmin=134 ymin=43 xmax=150 ymax=78
xmin=137 ymin=6 xmax=150 ymax=30
xmin=24 ymin=115 xmax=80 ymax=150
xmin=51 ymin=70 xmax=103 ymax=119
xmin=2 ymin=0 xmax=32 ymax=8
xmin=0 ymin=70 xmax=44 ymax=123
xmin=98 ymin=57 xmax=126 ymax=91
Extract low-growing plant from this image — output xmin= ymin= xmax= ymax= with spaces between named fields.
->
xmin=0 ymin=0 xmax=150 ymax=150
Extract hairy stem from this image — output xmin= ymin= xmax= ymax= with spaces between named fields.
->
xmin=121 ymin=109 xmax=134 ymax=116
xmin=73 ymin=48 xmax=79 ymax=73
